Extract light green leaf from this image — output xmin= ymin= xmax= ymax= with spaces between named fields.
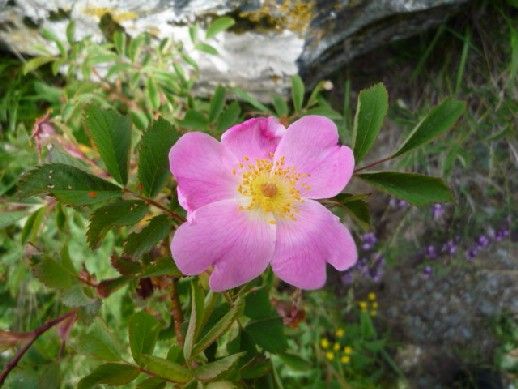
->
xmin=33 ymin=256 xmax=77 ymax=290
xmin=180 ymin=110 xmax=209 ymax=131
xmin=206 ymin=17 xmax=235 ymax=39
xmin=21 ymin=206 xmax=46 ymax=244
xmin=272 ymin=95 xmax=289 ymax=117
xmin=392 ymin=98 xmax=465 ymax=157
xmin=138 ymin=355 xmax=192 ymax=383
xmin=22 ymin=56 xmax=55 ymax=75
xmin=358 ymin=171 xmax=453 ymax=206
xmin=84 ymin=105 xmax=132 ymax=184
xmin=184 ymin=281 xmax=205 ymax=361
xmin=209 ymin=86 xmax=227 ymax=122
xmin=146 ymin=78 xmax=161 ymax=111
xmin=277 ymin=353 xmax=311 ymax=371
xmin=16 ymin=164 xmax=121 ymax=206
xmin=129 ymin=311 xmax=160 ymax=362
xmin=78 ymin=363 xmax=139 ymax=389
xmin=0 ymin=210 xmax=29 ymax=229
xmin=124 ymin=215 xmax=172 ymax=258
xmin=352 ymin=83 xmax=388 ymax=162
xmin=137 ymin=119 xmax=179 ymax=197
xmin=195 ymin=42 xmax=218 ymax=55
xmin=194 ymin=353 xmax=244 ymax=382
xmin=192 ymin=298 xmax=243 ymax=356
xmin=291 ymin=75 xmax=305 ymax=113
xmin=76 ymin=319 xmax=123 ymax=361
xmin=87 ymin=200 xmax=148 ymax=249
xmin=233 ymin=88 xmax=271 ymax=113
xmin=137 ymin=377 xmax=166 ymax=389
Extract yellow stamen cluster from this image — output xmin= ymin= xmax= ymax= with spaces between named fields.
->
xmin=234 ymin=155 xmax=308 ymax=221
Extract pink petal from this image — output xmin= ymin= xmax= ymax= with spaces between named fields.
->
xmin=271 ymin=199 xmax=357 ymax=289
xmin=274 ymin=116 xmax=354 ymax=199
xmin=169 ymin=132 xmax=238 ymax=214
xmin=221 ymin=117 xmax=285 ymax=162
xmin=171 ymin=199 xmax=276 ymax=292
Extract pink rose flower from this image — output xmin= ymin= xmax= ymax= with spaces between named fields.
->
xmin=169 ymin=116 xmax=357 ymax=291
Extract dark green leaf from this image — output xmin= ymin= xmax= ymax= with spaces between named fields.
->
xmin=335 ymin=194 xmax=370 ymax=230
xmin=216 ymin=102 xmax=241 ymax=133
xmin=84 ymin=105 xmax=132 ymax=184
xmin=206 ymin=17 xmax=235 ymax=39
xmin=291 ymin=75 xmax=305 ymax=113
xmin=138 ymin=355 xmax=192 ymax=383
xmin=124 ymin=214 xmax=171 ymax=258
xmin=137 ymin=377 xmax=167 ymax=389
xmin=16 ymin=163 xmax=121 ymax=206
xmin=87 ymin=200 xmax=148 ymax=249
xmin=180 ymin=110 xmax=209 ymax=130
xmin=244 ymin=288 xmax=275 ymax=320
xmin=33 ymin=257 xmax=77 ymax=290
xmin=76 ymin=319 xmax=123 ymax=361
xmin=129 ymin=311 xmax=160 ymax=362
xmin=392 ymin=98 xmax=465 ymax=157
xmin=352 ymin=83 xmax=388 ymax=162
xmin=277 ymin=353 xmax=311 ymax=371
xmin=192 ymin=298 xmax=243 ymax=356
xmin=194 ymin=353 xmax=244 ymax=382
xmin=358 ymin=171 xmax=454 ymax=206
xmin=140 ymin=256 xmax=182 ymax=277
xmin=244 ymin=317 xmax=287 ymax=354
xmin=209 ymin=86 xmax=227 ymax=122
xmin=78 ymin=363 xmax=139 ymax=389
xmin=233 ymin=88 xmax=270 ymax=113
xmin=137 ymin=119 xmax=179 ymax=197
xmin=184 ymin=281 xmax=205 ymax=361
xmin=239 ymin=356 xmax=271 ymax=379
xmin=272 ymin=95 xmax=289 ymax=117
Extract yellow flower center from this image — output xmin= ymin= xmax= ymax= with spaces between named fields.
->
xmin=234 ymin=155 xmax=309 ymax=222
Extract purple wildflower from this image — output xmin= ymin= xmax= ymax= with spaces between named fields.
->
xmin=432 ymin=203 xmax=445 ymax=220
xmin=422 ymin=266 xmax=433 ymax=278
xmin=425 ymin=245 xmax=438 ymax=259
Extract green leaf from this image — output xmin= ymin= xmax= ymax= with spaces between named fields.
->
xmin=244 ymin=317 xmax=287 ymax=354
xmin=129 ymin=311 xmax=160 ymax=362
xmin=124 ymin=215 xmax=172 ymax=258
xmin=180 ymin=110 xmax=209 ymax=131
xmin=146 ymin=78 xmax=161 ymax=111
xmin=0 ymin=210 xmax=28 ymax=229
xmin=192 ymin=298 xmax=243 ymax=356
xmin=352 ymin=83 xmax=389 ymax=162
xmin=195 ymin=42 xmax=218 ymax=55
xmin=272 ymin=95 xmax=289 ymax=117
xmin=78 ymin=364 xmax=139 ymax=389
xmin=138 ymin=119 xmax=179 ymax=197
xmin=76 ymin=319 xmax=123 ymax=361
xmin=244 ymin=288 xmax=275 ymax=320
xmin=84 ymin=105 xmax=132 ymax=184
xmin=277 ymin=353 xmax=311 ymax=371
xmin=392 ymin=98 xmax=465 ymax=157
xmin=216 ymin=102 xmax=241 ymax=133
xmin=21 ymin=207 xmax=46 ymax=244
xmin=233 ymin=88 xmax=271 ymax=113
xmin=291 ymin=75 xmax=305 ymax=113
xmin=209 ymin=86 xmax=227 ymax=122
xmin=96 ymin=276 xmax=130 ymax=298
xmin=140 ymin=257 xmax=182 ymax=278
xmin=194 ymin=353 xmax=244 ymax=382
xmin=87 ymin=200 xmax=148 ymax=249
xmin=335 ymin=193 xmax=370 ymax=230
xmin=22 ymin=56 xmax=55 ymax=75
xmin=184 ymin=281 xmax=205 ymax=361
xmin=138 ymin=355 xmax=192 ymax=383
xmin=206 ymin=17 xmax=235 ymax=39
xmin=33 ymin=256 xmax=77 ymax=290
xmin=16 ymin=164 xmax=121 ymax=206
xmin=358 ymin=171 xmax=454 ymax=206
xmin=137 ymin=377 xmax=166 ymax=389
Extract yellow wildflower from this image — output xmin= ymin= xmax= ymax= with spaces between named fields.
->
xmin=368 ymin=292 xmax=377 ymax=301
xmin=343 ymin=346 xmax=353 ymax=355
xmin=320 ymin=338 xmax=329 ymax=349
xmin=359 ymin=301 xmax=368 ymax=311
xmin=326 ymin=351 xmax=335 ymax=361
xmin=340 ymin=355 xmax=350 ymax=364
xmin=335 ymin=328 xmax=345 ymax=338
xmin=333 ymin=342 xmax=340 ymax=351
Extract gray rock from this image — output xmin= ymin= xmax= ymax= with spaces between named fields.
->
xmin=0 ymin=0 xmax=469 ymax=98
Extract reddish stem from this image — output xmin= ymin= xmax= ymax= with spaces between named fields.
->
xmin=170 ymin=278 xmax=184 ymax=347
xmin=353 ymin=156 xmax=393 ymax=174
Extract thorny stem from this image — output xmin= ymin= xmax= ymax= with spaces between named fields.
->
xmin=170 ymin=278 xmax=184 ymax=347
xmin=0 ymin=311 xmax=76 ymax=386
xmin=353 ymin=156 xmax=393 ymax=174
xmin=123 ymin=188 xmax=186 ymax=224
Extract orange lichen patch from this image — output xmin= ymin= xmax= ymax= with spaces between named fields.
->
xmin=87 ymin=191 xmax=97 ymax=198
xmin=84 ymin=7 xmax=138 ymax=23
